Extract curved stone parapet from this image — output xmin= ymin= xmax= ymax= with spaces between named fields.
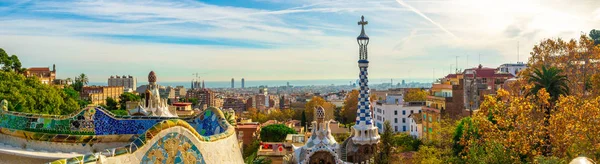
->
xmin=0 ymin=106 xmax=230 ymax=143
xmin=0 ymin=106 xmax=241 ymax=163
xmin=47 ymin=119 xmax=242 ymax=164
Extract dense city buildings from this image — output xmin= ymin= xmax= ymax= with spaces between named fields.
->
xmin=462 ymin=64 xmax=514 ymax=110
xmin=186 ymin=88 xmax=215 ymax=108
xmin=108 ymin=75 xmax=137 ymax=92
xmin=223 ymin=97 xmax=246 ymax=115
xmin=80 ymin=86 xmax=124 ymax=105
xmin=24 ymin=64 xmax=56 ymax=84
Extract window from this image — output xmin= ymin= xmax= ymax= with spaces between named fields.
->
xmin=394 ymin=110 xmax=397 ymax=115
xmin=394 ymin=118 xmax=398 ymax=123
xmin=403 ymin=126 xmax=407 ymax=132
xmin=482 ymin=78 xmax=487 ymax=83
xmin=402 ymin=118 xmax=406 ymax=123
xmin=395 ymin=126 xmax=398 ymax=132
xmin=429 ymin=116 xmax=432 ymax=122
xmin=402 ymin=110 xmax=406 ymax=115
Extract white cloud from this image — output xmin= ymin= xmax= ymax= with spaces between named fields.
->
xmin=1 ymin=0 xmax=599 ymax=82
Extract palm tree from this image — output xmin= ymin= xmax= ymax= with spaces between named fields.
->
xmin=527 ymin=65 xmax=569 ymax=101
xmin=527 ymin=65 xmax=569 ymax=156
xmin=223 ymin=111 xmax=236 ymax=126
xmin=78 ymin=73 xmax=89 ymax=86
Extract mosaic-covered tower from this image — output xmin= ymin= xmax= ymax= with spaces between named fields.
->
xmin=352 ymin=15 xmax=380 ymax=145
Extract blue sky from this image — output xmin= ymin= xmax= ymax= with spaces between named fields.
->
xmin=1 ymin=0 xmax=599 ymax=83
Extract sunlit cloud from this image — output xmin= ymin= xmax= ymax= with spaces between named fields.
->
xmin=0 ymin=0 xmax=598 ymax=83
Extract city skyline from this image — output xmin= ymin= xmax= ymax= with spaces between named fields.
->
xmin=1 ymin=0 xmax=599 ymax=82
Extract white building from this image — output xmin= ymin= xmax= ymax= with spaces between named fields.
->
xmin=497 ymin=62 xmax=527 ymax=76
xmin=373 ymin=94 xmax=424 ymax=134
xmin=408 ymin=113 xmax=423 ymax=139
xmin=108 ymin=75 xmax=137 ymax=92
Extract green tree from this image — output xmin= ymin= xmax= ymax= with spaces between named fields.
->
xmin=63 ymin=86 xmax=89 ymax=108
xmin=0 ymin=48 xmax=13 ymax=71
xmin=0 ymin=71 xmax=79 ymax=115
xmin=188 ymin=98 xmax=199 ymax=106
xmin=301 ymin=110 xmax=307 ymax=128
xmin=591 ymin=29 xmax=600 ymax=45
xmin=528 ymin=65 xmax=569 ymax=101
xmin=260 ymin=124 xmax=297 ymax=142
xmin=119 ymin=92 xmax=140 ymax=110
xmin=376 ymin=120 xmax=394 ymax=164
xmin=9 ymin=55 xmax=22 ymax=73
xmin=71 ymin=73 xmax=89 ymax=92
xmin=527 ymin=66 xmax=570 ymax=155
xmin=105 ymin=97 xmax=118 ymax=110
xmin=77 ymin=73 xmax=89 ymax=86
xmin=223 ymin=111 xmax=236 ymax=126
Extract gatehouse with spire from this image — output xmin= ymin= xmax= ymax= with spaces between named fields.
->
xmin=285 ymin=15 xmax=380 ymax=164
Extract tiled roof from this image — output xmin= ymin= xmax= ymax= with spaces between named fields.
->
xmin=409 ymin=113 xmax=423 ymax=124
xmin=27 ymin=67 xmax=50 ymax=71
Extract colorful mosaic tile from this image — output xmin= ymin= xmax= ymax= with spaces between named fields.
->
xmin=141 ymin=132 xmax=205 ymax=164
xmin=0 ymin=106 xmax=228 ymax=140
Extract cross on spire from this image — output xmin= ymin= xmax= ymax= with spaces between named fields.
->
xmin=358 ymin=15 xmax=368 ymax=28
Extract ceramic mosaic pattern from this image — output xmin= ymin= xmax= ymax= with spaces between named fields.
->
xmin=0 ymin=107 xmax=227 ymax=141
xmin=187 ymin=110 xmax=222 ymax=136
xmin=93 ymin=109 xmax=160 ymax=135
xmin=141 ymin=132 xmax=206 ymax=164
xmin=0 ymin=108 xmax=95 ymax=135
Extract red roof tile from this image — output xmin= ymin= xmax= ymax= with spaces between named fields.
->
xmin=27 ymin=67 xmax=50 ymax=71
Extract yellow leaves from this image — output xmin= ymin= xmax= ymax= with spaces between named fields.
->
xmin=404 ymin=89 xmax=428 ymax=102
xmin=536 ymin=88 xmax=551 ymax=107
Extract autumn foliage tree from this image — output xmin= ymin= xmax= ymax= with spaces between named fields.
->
xmin=304 ymin=96 xmax=335 ymax=123
xmin=527 ymin=34 xmax=600 ymax=97
xmin=404 ymin=88 xmax=428 ymax=102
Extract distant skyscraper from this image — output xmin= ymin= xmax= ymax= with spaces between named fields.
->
xmin=241 ymin=78 xmax=245 ymax=88
xmin=231 ymin=78 xmax=235 ymax=88
xmin=402 ymin=79 xmax=406 ymax=85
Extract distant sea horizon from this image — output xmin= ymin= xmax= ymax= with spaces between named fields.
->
xmin=88 ymin=78 xmax=433 ymax=89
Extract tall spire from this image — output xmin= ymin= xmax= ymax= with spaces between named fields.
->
xmin=352 ymin=16 xmax=379 ymax=145
xmin=357 ymin=15 xmax=370 ymax=61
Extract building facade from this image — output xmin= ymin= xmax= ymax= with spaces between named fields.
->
xmin=108 ymin=75 xmax=137 ymax=92
xmin=498 ymin=62 xmax=527 ymax=77
xmin=223 ymin=98 xmax=246 ymax=115
xmin=186 ymin=88 xmax=215 ymax=109
xmin=80 ymin=86 xmax=124 ymax=105
xmin=408 ymin=113 xmax=423 ymax=139
xmin=373 ymin=94 xmax=424 ymax=134
xmin=231 ymin=78 xmax=235 ymax=88
xmin=24 ymin=65 xmax=56 ymax=85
